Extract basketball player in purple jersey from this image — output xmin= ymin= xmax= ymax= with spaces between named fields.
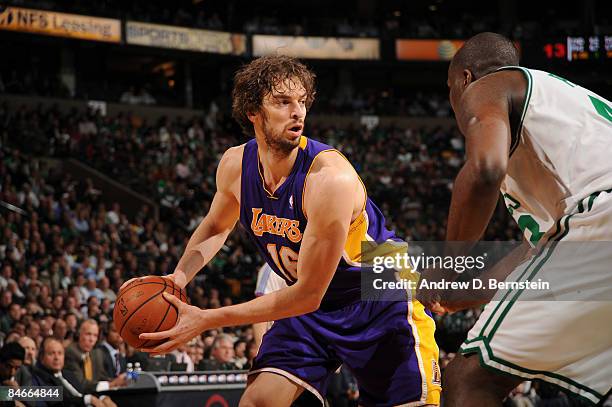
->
xmin=139 ymin=55 xmax=440 ymax=406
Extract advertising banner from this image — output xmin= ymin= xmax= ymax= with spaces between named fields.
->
xmin=395 ymin=39 xmax=466 ymax=61
xmin=126 ymin=21 xmax=246 ymax=55
xmin=253 ymin=34 xmax=380 ymax=60
xmin=0 ymin=6 xmax=121 ymax=42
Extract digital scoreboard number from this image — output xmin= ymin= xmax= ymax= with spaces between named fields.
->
xmin=542 ymin=36 xmax=611 ymax=61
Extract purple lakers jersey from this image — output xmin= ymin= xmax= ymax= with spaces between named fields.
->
xmin=239 ymin=136 xmax=399 ymax=306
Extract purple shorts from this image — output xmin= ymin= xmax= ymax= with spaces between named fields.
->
xmin=250 ymin=298 xmax=441 ymax=406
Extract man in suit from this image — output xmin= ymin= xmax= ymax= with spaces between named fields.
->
xmin=97 ymin=323 xmax=125 ymax=379
xmin=15 ymin=336 xmax=36 ymax=386
xmin=31 ymin=337 xmax=117 ymax=407
xmin=197 ymin=334 xmax=239 ymax=371
xmin=63 ymin=319 xmax=126 ymax=393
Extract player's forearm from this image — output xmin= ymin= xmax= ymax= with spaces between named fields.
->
xmin=446 ymin=161 xmax=504 ymax=242
xmin=174 ymin=218 xmax=232 ymax=286
xmin=200 ymin=284 xmax=319 ymax=328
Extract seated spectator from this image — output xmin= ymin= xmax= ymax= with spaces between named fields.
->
xmin=65 ymin=297 xmax=84 ymax=320
xmin=0 ymin=341 xmax=25 ymax=393
xmin=83 ymin=297 xmax=102 ymax=322
xmin=97 ymin=324 xmax=125 ymax=379
xmin=197 ymin=334 xmax=239 ymax=371
xmin=25 ymin=321 xmax=42 ymax=345
xmin=32 ymin=337 xmax=117 ymax=407
xmin=64 ymin=319 xmax=126 ymax=393
xmin=233 ymin=339 xmax=247 ymax=369
xmin=170 ymin=343 xmax=194 ymax=372
xmin=243 ymin=340 xmax=259 ymax=370
xmin=0 ymin=303 xmax=22 ymax=333
xmin=98 ymin=278 xmax=116 ymax=303
xmin=15 ymin=336 xmax=36 ymax=386
xmin=0 ymin=265 xmax=15 ymax=290
xmin=65 ymin=313 xmax=79 ymax=341
xmin=84 ymin=279 xmax=105 ymax=302
xmin=52 ymin=318 xmax=72 ymax=348
xmin=187 ymin=338 xmax=204 ymax=368
xmin=4 ymin=331 xmax=21 ymax=345
xmin=0 ymin=290 xmax=13 ymax=316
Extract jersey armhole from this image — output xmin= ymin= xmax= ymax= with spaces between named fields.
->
xmin=301 ymin=150 xmax=367 ymax=221
xmin=496 ymin=66 xmax=533 ymax=157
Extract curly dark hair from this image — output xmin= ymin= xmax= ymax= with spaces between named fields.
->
xmin=232 ymin=55 xmax=316 ymax=137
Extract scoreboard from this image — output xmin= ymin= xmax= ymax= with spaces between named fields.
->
xmin=542 ymin=35 xmax=612 ymax=61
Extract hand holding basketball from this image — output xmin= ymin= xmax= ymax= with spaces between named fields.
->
xmin=113 ymin=276 xmax=188 ymax=349
xmin=138 ymin=292 xmax=211 ymax=355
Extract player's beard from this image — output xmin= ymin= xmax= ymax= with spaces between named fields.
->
xmin=262 ymin=117 xmax=299 ymax=158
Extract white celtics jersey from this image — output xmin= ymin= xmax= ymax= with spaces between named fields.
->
xmin=499 ymin=67 xmax=612 ymax=243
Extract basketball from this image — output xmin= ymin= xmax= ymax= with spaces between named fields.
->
xmin=113 ymin=276 xmax=188 ymax=349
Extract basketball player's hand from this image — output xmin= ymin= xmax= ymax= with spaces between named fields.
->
xmin=416 ymin=288 xmax=456 ymax=315
xmin=417 ymin=297 xmax=448 ymax=316
xmin=138 ymin=292 xmax=206 ymax=355
xmin=415 ymin=269 xmax=449 ymax=315
xmin=165 ymin=271 xmax=187 ymax=289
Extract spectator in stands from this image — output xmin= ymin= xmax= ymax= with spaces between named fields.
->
xmin=170 ymin=342 xmax=194 ymax=372
xmin=233 ymin=339 xmax=247 ymax=369
xmin=0 ymin=303 xmax=22 ymax=333
xmin=15 ymin=336 xmax=36 ymax=386
xmin=65 ymin=295 xmax=84 ymax=320
xmin=52 ymin=318 xmax=71 ymax=347
xmin=0 ymin=342 xmax=25 ymax=391
xmin=25 ymin=321 xmax=42 ymax=345
xmin=197 ymin=334 xmax=239 ymax=371
xmin=32 ymin=337 xmax=117 ymax=407
xmin=4 ymin=331 xmax=21 ymax=345
xmin=64 ymin=319 xmax=126 ymax=393
xmin=83 ymin=297 xmax=102 ymax=322
xmin=99 ymin=299 xmax=112 ymax=321
xmin=65 ymin=313 xmax=79 ymax=339
xmin=98 ymin=278 xmax=116 ymax=303
xmin=97 ymin=323 xmax=125 ymax=379
xmin=187 ymin=338 xmax=205 ymax=367
xmin=0 ymin=290 xmax=13 ymax=315
xmin=0 ymin=265 xmax=15 ymax=290
xmin=85 ymin=280 xmax=105 ymax=302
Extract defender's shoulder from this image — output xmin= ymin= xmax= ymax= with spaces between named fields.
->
xmin=463 ymin=69 xmax=527 ymax=106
